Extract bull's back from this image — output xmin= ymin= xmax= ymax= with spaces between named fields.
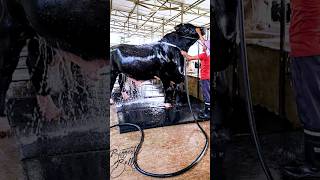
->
xmin=19 ymin=0 xmax=107 ymax=59
xmin=111 ymin=44 xmax=162 ymax=80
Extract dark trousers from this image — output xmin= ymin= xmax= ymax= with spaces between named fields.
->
xmin=200 ymin=79 xmax=210 ymax=105
xmin=291 ymin=56 xmax=320 ymax=132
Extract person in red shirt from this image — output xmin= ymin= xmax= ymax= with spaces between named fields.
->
xmin=181 ymin=29 xmax=210 ymax=119
xmin=284 ymin=0 xmax=320 ymax=178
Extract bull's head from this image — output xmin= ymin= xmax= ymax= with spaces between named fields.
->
xmin=174 ymin=23 xmax=205 ymax=39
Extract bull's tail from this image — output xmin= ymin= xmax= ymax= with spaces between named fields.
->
xmin=109 ymin=47 xmax=120 ymax=94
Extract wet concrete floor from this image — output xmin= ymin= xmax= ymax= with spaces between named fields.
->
xmin=112 ymin=80 xmax=204 ymax=133
xmin=110 ymin=78 xmax=210 ymax=179
xmin=0 ymin=117 xmax=24 ymax=180
xmin=224 ymin=132 xmax=303 ymax=180
xmin=222 ymin=105 xmax=304 ymax=180
xmin=110 ymin=104 xmax=210 ymax=180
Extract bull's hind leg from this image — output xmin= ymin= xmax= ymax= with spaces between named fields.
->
xmin=110 ymin=69 xmax=119 ymax=104
xmin=0 ymin=36 xmax=26 ymax=116
xmin=161 ymin=79 xmax=174 ymax=108
xmin=26 ymin=38 xmax=62 ymax=121
xmin=118 ymin=74 xmax=129 ymax=101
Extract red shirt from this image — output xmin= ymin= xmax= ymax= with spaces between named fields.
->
xmin=289 ymin=0 xmax=320 ymax=57
xmin=198 ymin=52 xmax=210 ymax=80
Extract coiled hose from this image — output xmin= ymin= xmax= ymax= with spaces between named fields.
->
xmin=110 ymin=57 xmax=209 ymax=178
xmin=238 ymin=0 xmax=274 ymax=179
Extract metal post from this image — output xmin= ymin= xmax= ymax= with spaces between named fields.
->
xmin=279 ymin=0 xmax=286 ymax=118
xmin=110 ymin=0 xmax=112 ymax=16
xmin=197 ymin=41 xmax=200 ymax=99
xmin=151 ymin=27 xmax=153 ymax=41
xmin=162 ymin=18 xmax=165 ymax=36
xmin=137 ymin=0 xmax=139 ymax=26
xmin=181 ymin=3 xmax=184 ymax=23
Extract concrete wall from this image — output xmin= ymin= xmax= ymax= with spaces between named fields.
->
xmin=247 ymin=44 xmax=300 ymax=127
xmin=187 ymin=75 xmax=203 ymax=101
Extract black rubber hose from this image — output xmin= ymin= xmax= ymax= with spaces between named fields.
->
xmin=238 ymin=0 xmax=274 ymax=180
xmin=110 ymin=58 xmax=209 ymax=178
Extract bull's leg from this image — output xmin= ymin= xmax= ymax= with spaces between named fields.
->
xmin=26 ymin=38 xmax=62 ymax=121
xmin=161 ymin=79 xmax=174 ymax=108
xmin=118 ymin=74 xmax=129 ymax=101
xmin=110 ymin=70 xmax=118 ymax=94
xmin=0 ymin=60 xmax=19 ymax=117
xmin=110 ymin=69 xmax=119 ymax=104
xmin=0 ymin=36 xmax=26 ymax=116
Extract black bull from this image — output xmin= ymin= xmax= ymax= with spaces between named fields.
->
xmin=211 ymin=0 xmax=239 ymax=180
xmin=0 ymin=0 xmax=107 ymax=115
xmin=211 ymin=0 xmax=238 ymax=72
xmin=110 ymin=23 xmax=204 ymax=104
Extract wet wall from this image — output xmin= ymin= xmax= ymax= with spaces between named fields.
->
xmin=6 ymin=57 xmax=109 ymax=180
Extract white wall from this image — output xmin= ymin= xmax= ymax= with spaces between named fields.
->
xmin=110 ymin=32 xmax=161 ymax=46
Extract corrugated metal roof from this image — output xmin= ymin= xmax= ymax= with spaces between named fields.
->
xmin=110 ymin=0 xmax=210 ymax=42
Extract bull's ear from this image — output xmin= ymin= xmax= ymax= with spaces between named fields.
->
xmin=174 ymin=23 xmax=183 ymax=31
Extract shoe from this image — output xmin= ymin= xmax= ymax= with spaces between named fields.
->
xmin=198 ymin=106 xmax=205 ymax=114
xmin=198 ymin=104 xmax=210 ymax=119
xmin=283 ymin=132 xmax=320 ymax=179
xmin=283 ymin=164 xmax=320 ymax=179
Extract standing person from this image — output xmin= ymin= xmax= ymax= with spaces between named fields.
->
xmin=181 ymin=28 xmax=210 ymax=119
xmin=284 ymin=0 xmax=320 ymax=178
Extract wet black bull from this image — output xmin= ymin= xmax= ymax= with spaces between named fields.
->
xmin=110 ymin=23 xmax=204 ymax=105
xmin=211 ymin=0 xmax=238 ymax=180
xmin=211 ymin=0 xmax=238 ymax=72
xmin=0 ymin=0 xmax=107 ymax=115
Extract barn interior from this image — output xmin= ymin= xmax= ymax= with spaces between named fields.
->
xmin=0 ymin=0 xmax=306 ymax=179
xmin=213 ymin=0 xmax=306 ymax=180
xmin=110 ymin=0 xmax=211 ymax=179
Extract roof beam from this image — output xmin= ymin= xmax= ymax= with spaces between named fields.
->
xmin=111 ymin=11 xmax=176 ymax=27
xmin=124 ymin=1 xmax=138 ymax=25
xmin=152 ymin=0 xmax=206 ymax=33
xmin=111 ymin=24 xmax=163 ymax=36
xmin=135 ymin=0 xmax=168 ymax=33
xmin=111 ymin=9 xmax=180 ymax=25
xmin=157 ymin=0 xmax=209 ymax=11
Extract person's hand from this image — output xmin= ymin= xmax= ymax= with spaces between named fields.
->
xmin=196 ymin=28 xmax=202 ymax=35
xmin=181 ymin=50 xmax=187 ymax=56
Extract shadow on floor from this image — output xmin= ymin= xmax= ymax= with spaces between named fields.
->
xmin=112 ymin=80 xmax=207 ymax=133
xmin=221 ymin=104 xmax=303 ymax=180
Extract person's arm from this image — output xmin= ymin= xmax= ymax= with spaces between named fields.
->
xmin=196 ymin=28 xmax=206 ymax=45
xmin=181 ymin=51 xmax=199 ymax=60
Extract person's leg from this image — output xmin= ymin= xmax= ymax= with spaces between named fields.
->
xmin=201 ymin=79 xmax=211 ymax=103
xmin=198 ymin=79 xmax=211 ymax=119
xmin=199 ymin=80 xmax=209 ymax=111
xmin=284 ymin=56 xmax=320 ymax=178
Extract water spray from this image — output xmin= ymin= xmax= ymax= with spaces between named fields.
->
xmin=110 ymin=43 xmax=209 ymax=178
